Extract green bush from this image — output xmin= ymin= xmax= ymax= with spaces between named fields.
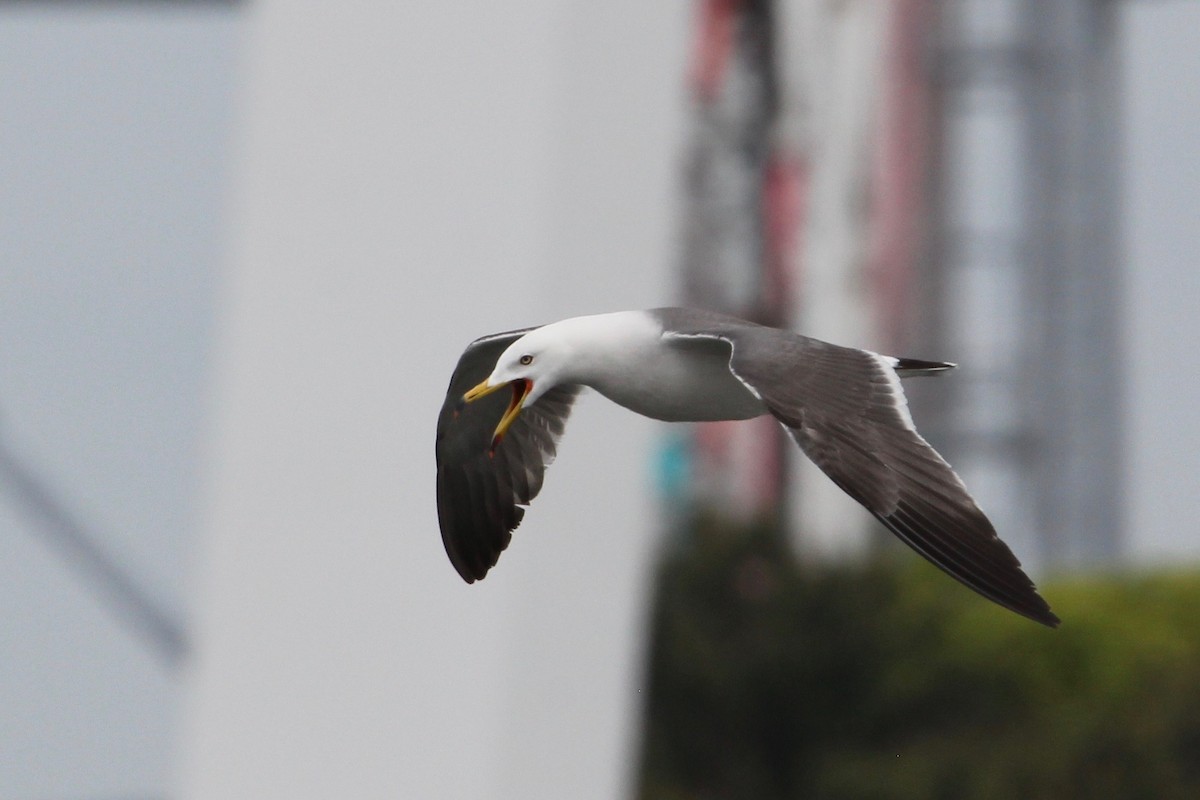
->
xmin=636 ymin=517 xmax=1200 ymax=800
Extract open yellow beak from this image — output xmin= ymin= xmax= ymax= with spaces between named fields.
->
xmin=462 ymin=378 xmax=532 ymax=453
xmin=462 ymin=378 xmax=506 ymax=403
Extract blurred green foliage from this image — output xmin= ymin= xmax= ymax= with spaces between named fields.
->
xmin=635 ymin=517 xmax=1200 ymax=800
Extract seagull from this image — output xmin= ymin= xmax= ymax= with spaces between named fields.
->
xmin=435 ymin=308 xmax=1059 ymax=627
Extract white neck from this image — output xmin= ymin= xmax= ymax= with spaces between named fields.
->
xmin=542 ymin=311 xmax=662 ymax=387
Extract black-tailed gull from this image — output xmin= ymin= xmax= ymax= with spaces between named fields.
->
xmin=435 ymin=307 xmax=1058 ymax=627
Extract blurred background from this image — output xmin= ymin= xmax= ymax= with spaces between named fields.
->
xmin=1 ymin=1 xmax=1197 ymax=798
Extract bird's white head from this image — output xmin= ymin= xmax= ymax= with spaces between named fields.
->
xmin=460 ymin=326 xmax=572 ymax=450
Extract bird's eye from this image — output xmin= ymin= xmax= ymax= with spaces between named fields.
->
xmin=519 ymin=354 xmax=534 ymax=366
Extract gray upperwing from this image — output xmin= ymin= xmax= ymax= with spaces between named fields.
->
xmin=731 ymin=333 xmax=1058 ymax=627
xmin=652 ymin=307 xmax=1059 ymax=627
xmin=435 ymin=327 xmax=581 ymax=582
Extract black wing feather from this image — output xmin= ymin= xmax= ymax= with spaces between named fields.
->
xmin=651 ymin=308 xmax=1058 ymax=627
xmin=435 ymin=329 xmax=580 ymax=582
xmin=733 ymin=334 xmax=1059 ymax=627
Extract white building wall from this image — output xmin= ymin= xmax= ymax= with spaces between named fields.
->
xmin=180 ymin=3 xmax=687 ymax=799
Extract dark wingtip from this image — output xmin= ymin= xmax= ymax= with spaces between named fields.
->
xmin=956 ymin=574 xmax=1059 ymax=628
xmin=1026 ymin=600 xmax=1061 ymax=629
xmin=987 ymin=581 xmax=1060 ymax=628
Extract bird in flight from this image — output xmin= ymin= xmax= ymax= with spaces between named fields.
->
xmin=435 ymin=308 xmax=1058 ymax=627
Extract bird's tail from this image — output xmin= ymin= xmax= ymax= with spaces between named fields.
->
xmin=893 ymin=357 xmax=956 ymax=377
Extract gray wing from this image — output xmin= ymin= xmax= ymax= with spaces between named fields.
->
xmin=436 ymin=329 xmax=581 ymax=582
xmin=654 ymin=308 xmax=1059 ymax=627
